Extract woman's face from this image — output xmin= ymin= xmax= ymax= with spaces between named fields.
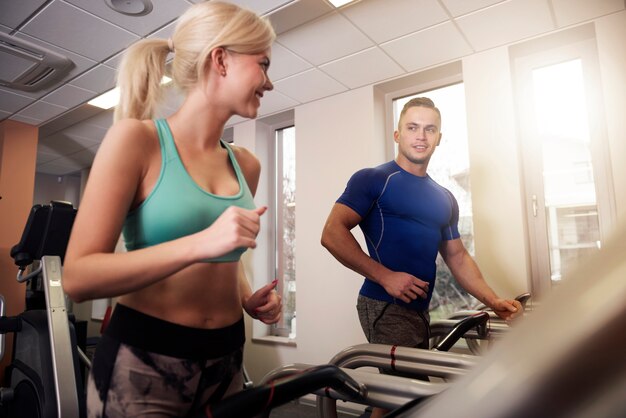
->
xmin=223 ymin=48 xmax=273 ymax=119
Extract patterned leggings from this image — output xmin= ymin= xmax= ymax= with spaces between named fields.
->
xmin=88 ymin=304 xmax=245 ymax=418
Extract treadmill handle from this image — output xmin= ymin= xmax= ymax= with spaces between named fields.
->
xmin=433 ymin=312 xmax=490 ymax=352
xmin=204 ymin=364 xmax=366 ymax=418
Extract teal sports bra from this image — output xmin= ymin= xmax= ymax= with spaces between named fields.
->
xmin=122 ymin=119 xmax=256 ymax=262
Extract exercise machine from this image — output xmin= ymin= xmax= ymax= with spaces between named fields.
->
xmin=200 ymin=312 xmax=489 ymax=418
xmin=385 ymin=228 xmax=626 ymax=418
xmin=199 ymin=227 xmax=626 ymax=418
xmin=315 ymin=311 xmax=489 ymax=418
xmin=0 ymin=201 xmax=86 ymax=418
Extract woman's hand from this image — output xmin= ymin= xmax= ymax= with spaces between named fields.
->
xmin=194 ymin=206 xmax=267 ymax=261
xmin=243 ymin=280 xmax=283 ymax=324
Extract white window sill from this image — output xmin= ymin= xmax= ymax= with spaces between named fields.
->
xmin=252 ymin=335 xmax=297 ymax=347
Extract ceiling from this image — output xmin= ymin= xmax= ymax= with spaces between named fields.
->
xmin=0 ymin=0 xmax=623 ymax=176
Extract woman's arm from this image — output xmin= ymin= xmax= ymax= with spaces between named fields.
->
xmin=232 ymin=145 xmax=282 ymax=324
xmin=63 ymin=121 xmax=264 ymax=302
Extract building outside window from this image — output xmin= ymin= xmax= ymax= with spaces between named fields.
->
xmin=271 ymin=125 xmax=296 ymax=337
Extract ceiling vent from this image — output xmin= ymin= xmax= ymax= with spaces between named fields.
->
xmin=0 ymin=32 xmax=74 ymax=92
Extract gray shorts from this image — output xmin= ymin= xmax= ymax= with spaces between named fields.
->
xmin=356 ymin=295 xmax=430 ymax=349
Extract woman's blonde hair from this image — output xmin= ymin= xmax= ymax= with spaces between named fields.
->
xmin=114 ymin=1 xmax=275 ymax=122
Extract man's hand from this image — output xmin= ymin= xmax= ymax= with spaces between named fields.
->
xmin=491 ymin=298 xmax=524 ymax=322
xmin=379 ymin=271 xmax=429 ymax=303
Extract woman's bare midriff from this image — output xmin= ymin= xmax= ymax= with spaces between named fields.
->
xmin=118 ymin=261 xmax=242 ymax=329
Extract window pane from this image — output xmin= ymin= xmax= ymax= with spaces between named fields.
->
xmin=393 ymin=83 xmax=478 ymax=319
xmin=532 ymin=59 xmax=601 ymax=282
xmin=272 ymin=126 xmax=296 ymax=337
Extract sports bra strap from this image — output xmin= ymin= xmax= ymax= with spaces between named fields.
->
xmin=154 ymin=119 xmax=177 ymax=161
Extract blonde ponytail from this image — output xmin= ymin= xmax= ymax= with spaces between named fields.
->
xmin=114 ymin=38 xmax=170 ymax=122
xmin=113 ymin=1 xmax=275 ymax=122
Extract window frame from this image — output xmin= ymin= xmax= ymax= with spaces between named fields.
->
xmin=271 ymin=123 xmax=296 ymax=338
xmin=379 ymin=64 xmax=481 ymax=318
xmin=511 ymin=24 xmax=617 ymax=298
xmin=247 ymin=110 xmax=296 ymax=344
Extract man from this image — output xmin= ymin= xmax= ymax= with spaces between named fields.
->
xmin=321 ymin=97 xmax=522 ymax=418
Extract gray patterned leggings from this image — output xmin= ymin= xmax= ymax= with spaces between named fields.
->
xmin=87 ymin=304 xmax=245 ymax=418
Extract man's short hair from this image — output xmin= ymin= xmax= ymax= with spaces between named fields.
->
xmin=398 ymin=97 xmax=441 ymax=130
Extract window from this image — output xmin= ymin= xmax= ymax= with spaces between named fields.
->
xmin=512 ymin=26 xmax=616 ymax=298
xmin=271 ymin=125 xmax=296 ymax=338
xmin=393 ymin=83 xmax=479 ymax=319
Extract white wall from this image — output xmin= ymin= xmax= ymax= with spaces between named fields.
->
xmin=243 ymin=86 xmax=384 ymax=381
xmin=33 ymin=172 xmax=81 ymax=206
xmin=240 ymin=12 xmax=626 ymax=382
xmin=596 ymin=11 xmax=626 ymax=226
xmin=463 ymin=48 xmax=530 ymax=298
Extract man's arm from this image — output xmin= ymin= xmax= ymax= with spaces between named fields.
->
xmin=439 ymin=239 xmax=522 ymax=321
xmin=321 ymin=203 xmax=428 ymax=303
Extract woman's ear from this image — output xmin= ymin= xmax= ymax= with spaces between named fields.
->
xmin=208 ymin=47 xmax=228 ymax=77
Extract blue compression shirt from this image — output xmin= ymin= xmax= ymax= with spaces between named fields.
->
xmin=336 ymin=160 xmax=460 ymax=311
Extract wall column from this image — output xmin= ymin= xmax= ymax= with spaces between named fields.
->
xmin=0 ymin=120 xmax=38 ymax=379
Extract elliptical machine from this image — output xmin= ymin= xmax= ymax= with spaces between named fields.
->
xmin=0 ymin=201 xmax=86 ymax=418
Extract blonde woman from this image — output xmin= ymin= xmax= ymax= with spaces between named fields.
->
xmin=63 ymin=2 xmax=281 ymax=416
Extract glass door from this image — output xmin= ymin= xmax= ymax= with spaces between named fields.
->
xmin=513 ymin=34 xmax=615 ymax=298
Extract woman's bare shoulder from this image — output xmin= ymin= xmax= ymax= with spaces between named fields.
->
xmin=229 ymin=144 xmax=260 ymax=171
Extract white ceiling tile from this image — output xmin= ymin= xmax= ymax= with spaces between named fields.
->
xmin=320 ymin=47 xmax=404 ymax=89
xmin=269 ymin=42 xmax=313 ymax=81
xmin=149 ymin=20 xmax=177 ymax=40
xmin=36 ymin=150 xmax=59 ymax=165
xmin=456 ymin=0 xmax=555 ymax=51
xmin=16 ymin=100 xmax=67 ymax=122
xmin=268 ymin=0 xmax=333 ymax=34
xmin=65 ymin=0 xmax=188 ymax=37
xmin=342 ymin=0 xmax=448 ymax=43
xmin=21 ymin=1 xmax=139 ymax=61
xmin=36 ymin=160 xmax=84 ymax=175
xmin=9 ymin=113 xmax=43 ymax=125
xmin=439 ymin=0 xmax=507 ymax=17
xmin=273 ymin=68 xmax=347 ymax=103
xmin=0 ymin=110 xmax=11 ymax=120
xmin=258 ymin=90 xmax=300 ymax=116
xmin=42 ymin=84 xmax=95 ymax=108
xmin=0 ymin=0 xmax=47 ymax=29
xmin=63 ymin=122 xmax=109 ymax=142
xmin=82 ymin=110 xmax=115 ymax=131
xmin=277 ymin=12 xmax=374 ymax=65
xmin=39 ymin=132 xmax=100 ymax=155
xmin=0 ymin=24 xmax=11 ymax=33
xmin=70 ymin=65 xmax=117 ymax=93
xmin=227 ymin=0 xmax=298 ymax=16
xmin=0 ymin=89 xmax=33 ymax=113
xmin=551 ymin=0 xmax=625 ymax=27
xmin=104 ymin=51 xmax=125 ymax=69
xmin=381 ymin=22 xmax=472 ymax=72
xmin=65 ymin=145 xmax=99 ymax=165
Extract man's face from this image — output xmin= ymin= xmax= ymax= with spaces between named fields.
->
xmin=394 ymin=106 xmax=442 ymax=166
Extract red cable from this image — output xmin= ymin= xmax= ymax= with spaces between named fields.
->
xmin=390 ymin=345 xmax=398 ymax=371
xmin=263 ymin=381 xmax=276 ymax=410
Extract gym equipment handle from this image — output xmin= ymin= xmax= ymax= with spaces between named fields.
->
xmin=433 ymin=311 xmax=489 ymax=352
xmin=204 ymin=364 xmax=365 ymax=418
